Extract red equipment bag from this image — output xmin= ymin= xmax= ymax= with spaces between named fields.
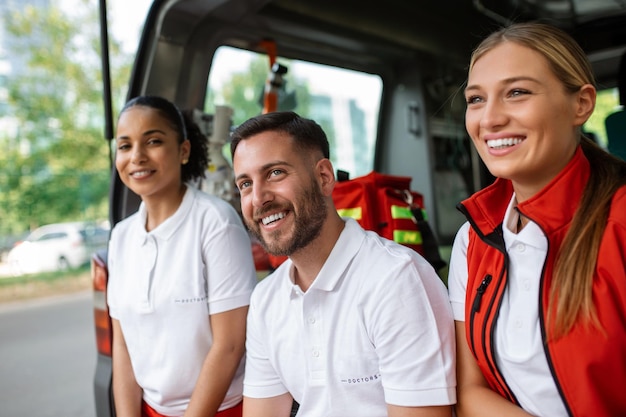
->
xmin=333 ymin=171 xmax=422 ymax=249
xmin=332 ymin=171 xmax=446 ymax=271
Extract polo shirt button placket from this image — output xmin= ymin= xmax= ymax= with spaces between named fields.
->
xmin=140 ymin=235 xmax=157 ymax=312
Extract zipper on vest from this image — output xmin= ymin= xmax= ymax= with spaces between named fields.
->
xmin=471 ymin=274 xmax=492 ymax=313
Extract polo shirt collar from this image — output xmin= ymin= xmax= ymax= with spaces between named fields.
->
xmin=135 ymin=186 xmax=196 ymax=242
xmin=307 ymin=218 xmax=363 ymax=292
xmin=502 ymin=193 xmax=548 ymax=251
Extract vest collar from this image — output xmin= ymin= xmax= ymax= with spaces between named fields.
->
xmin=460 ymin=146 xmax=590 ymax=236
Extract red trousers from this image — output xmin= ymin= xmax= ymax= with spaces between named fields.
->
xmin=142 ymin=400 xmax=243 ymax=417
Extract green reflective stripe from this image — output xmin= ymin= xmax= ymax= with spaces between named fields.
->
xmin=394 ymin=229 xmax=422 ymax=245
xmin=390 ymin=205 xmax=413 ymax=219
xmin=337 ymin=207 xmax=362 ymax=220
xmin=391 ymin=205 xmax=429 ymax=221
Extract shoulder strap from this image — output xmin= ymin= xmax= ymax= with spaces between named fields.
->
xmin=405 ymin=191 xmax=447 ymax=271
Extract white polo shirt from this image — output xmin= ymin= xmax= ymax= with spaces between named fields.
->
xmin=244 ymin=218 xmax=456 ymax=416
xmin=107 ymin=186 xmax=257 ymax=416
xmin=448 ymin=195 xmax=568 ymax=417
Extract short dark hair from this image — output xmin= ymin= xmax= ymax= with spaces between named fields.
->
xmin=120 ymin=95 xmax=209 ymax=182
xmin=231 ymin=111 xmax=330 ymax=160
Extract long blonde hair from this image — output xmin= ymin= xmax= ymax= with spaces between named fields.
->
xmin=471 ymin=22 xmax=626 ymax=338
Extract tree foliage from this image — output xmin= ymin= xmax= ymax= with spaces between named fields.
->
xmin=0 ymin=0 xmax=132 ymax=235
xmin=585 ymin=88 xmax=620 ymax=148
xmin=207 ymin=54 xmax=312 ymax=126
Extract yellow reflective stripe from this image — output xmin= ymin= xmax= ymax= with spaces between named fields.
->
xmin=337 ymin=207 xmax=362 ymax=220
xmin=390 ymin=205 xmax=413 ymax=219
xmin=393 ymin=229 xmax=423 ymax=245
xmin=391 ymin=204 xmax=429 ymax=221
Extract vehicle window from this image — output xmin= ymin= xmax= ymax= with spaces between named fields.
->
xmin=584 ymin=87 xmax=620 ymax=148
xmin=81 ymin=226 xmax=109 ymax=242
xmin=37 ymin=232 xmax=66 ymax=241
xmin=205 ymin=46 xmax=382 ymax=178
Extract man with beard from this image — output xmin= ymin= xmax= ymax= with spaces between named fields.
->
xmin=231 ymin=111 xmax=456 ymax=417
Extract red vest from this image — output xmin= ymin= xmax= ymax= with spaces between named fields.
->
xmin=458 ymin=147 xmax=626 ymax=417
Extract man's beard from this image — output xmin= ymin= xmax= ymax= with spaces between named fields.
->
xmin=246 ymin=180 xmax=327 ymax=256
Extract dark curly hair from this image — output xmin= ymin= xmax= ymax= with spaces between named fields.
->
xmin=120 ymin=96 xmax=209 ymax=182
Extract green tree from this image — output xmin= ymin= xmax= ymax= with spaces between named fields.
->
xmin=207 ymin=54 xmax=312 ymax=126
xmin=0 ymin=0 xmax=132 ymax=235
xmin=584 ymin=87 xmax=620 ymax=147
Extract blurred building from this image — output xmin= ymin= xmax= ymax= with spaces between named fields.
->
xmin=0 ymin=0 xmax=51 ymax=137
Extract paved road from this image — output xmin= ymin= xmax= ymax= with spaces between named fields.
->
xmin=0 ymin=291 xmax=97 ymax=417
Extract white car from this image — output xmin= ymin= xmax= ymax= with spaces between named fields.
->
xmin=8 ymin=222 xmax=109 ymax=276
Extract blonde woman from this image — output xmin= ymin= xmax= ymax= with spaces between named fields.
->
xmin=449 ymin=22 xmax=626 ymax=417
